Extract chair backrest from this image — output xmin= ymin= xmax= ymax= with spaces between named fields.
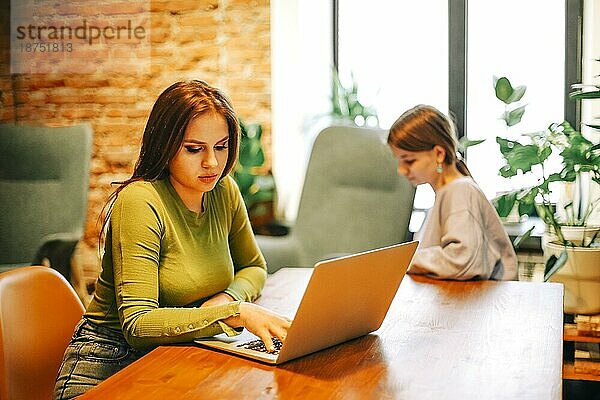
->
xmin=0 ymin=266 xmax=84 ymax=400
xmin=294 ymin=125 xmax=415 ymax=266
xmin=0 ymin=124 xmax=93 ymax=267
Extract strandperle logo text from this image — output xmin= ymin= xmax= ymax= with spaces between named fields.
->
xmin=14 ymin=19 xmax=147 ymax=45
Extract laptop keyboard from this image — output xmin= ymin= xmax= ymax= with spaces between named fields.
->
xmin=236 ymin=337 xmax=283 ymax=354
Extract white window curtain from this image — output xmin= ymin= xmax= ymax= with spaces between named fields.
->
xmin=271 ymin=0 xmax=332 ymax=222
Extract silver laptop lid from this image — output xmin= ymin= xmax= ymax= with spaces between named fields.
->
xmin=276 ymin=241 xmax=418 ymax=363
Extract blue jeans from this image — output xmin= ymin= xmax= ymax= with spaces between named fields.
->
xmin=53 ymin=318 xmax=148 ymax=399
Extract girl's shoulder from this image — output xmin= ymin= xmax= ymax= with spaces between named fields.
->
xmin=441 ymin=177 xmax=481 ymax=196
xmin=437 ymin=177 xmax=488 ymax=207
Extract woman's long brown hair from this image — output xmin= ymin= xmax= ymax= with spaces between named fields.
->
xmin=98 ymin=80 xmax=240 ymax=248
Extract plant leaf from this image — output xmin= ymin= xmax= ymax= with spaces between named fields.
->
xmin=536 ymin=203 xmax=553 ymax=223
xmin=585 ymin=229 xmax=600 ymax=247
xmin=233 ymin=171 xmax=255 ymax=198
xmin=569 ymin=89 xmax=600 ymax=99
xmin=571 ymin=83 xmax=600 ymax=89
xmin=245 ymin=123 xmax=262 ymax=139
xmin=516 ymin=187 xmax=538 ymax=216
xmin=518 ymin=201 xmax=536 ymax=217
xmin=495 ymin=77 xmax=514 ymax=103
xmin=538 ymin=146 xmax=552 ymax=163
xmin=238 ymin=134 xmax=265 ymax=168
xmin=544 ymin=249 xmax=568 ymax=281
xmin=493 ymin=192 xmax=517 ymax=218
xmin=503 ymin=105 xmax=527 ymax=127
xmin=507 ymin=85 xmax=526 ymax=103
xmin=496 ymin=137 xmax=542 ymax=175
xmin=546 ymin=172 xmax=564 ymax=183
xmin=330 ymin=66 xmax=379 ymax=125
xmin=458 ymin=137 xmax=485 ymax=152
xmin=512 ymin=226 xmax=535 ymax=250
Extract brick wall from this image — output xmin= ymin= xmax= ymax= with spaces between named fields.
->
xmin=0 ymin=0 xmax=271 ymax=295
xmin=0 ymin=0 xmax=13 ymax=121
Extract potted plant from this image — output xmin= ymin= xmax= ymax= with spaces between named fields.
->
xmin=492 ymin=76 xmax=600 ymax=314
xmin=330 ymin=66 xmax=380 ymax=127
xmin=233 ymin=121 xmax=277 ymax=232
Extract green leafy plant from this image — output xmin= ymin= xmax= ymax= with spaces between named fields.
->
xmin=495 ymin=121 xmax=600 ymax=231
xmin=491 ymin=76 xmax=535 ymax=219
xmin=457 ymin=137 xmax=485 ymax=153
xmin=494 ymin=76 xmax=527 ymax=127
xmin=491 ymin=74 xmax=600 ymax=279
xmin=493 ymin=79 xmax=600 ymax=234
xmin=233 ymin=121 xmax=276 ymax=227
xmin=330 ymin=67 xmax=379 ymax=127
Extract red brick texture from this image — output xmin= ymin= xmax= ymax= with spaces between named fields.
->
xmin=1 ymin=0 xmax=272 ymax=288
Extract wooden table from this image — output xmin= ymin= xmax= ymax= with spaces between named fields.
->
xmin=80 ymin=268 xmax=564 ymax=400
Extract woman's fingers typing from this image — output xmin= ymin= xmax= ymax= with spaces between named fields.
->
xmin=238 ymin=302 xmax=292 ymax=352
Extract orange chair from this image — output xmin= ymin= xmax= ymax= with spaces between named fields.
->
xmin=0 ymin=266 xmax=84 ymax=400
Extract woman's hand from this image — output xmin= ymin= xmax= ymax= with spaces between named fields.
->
xmin=224 ymin=302 xmax=292 ymax=352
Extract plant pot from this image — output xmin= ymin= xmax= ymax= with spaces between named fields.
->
xmin=542 ymin=225 xmax=600 ymax=248
xmin=544 ymin=241 xmax=600 ymax=315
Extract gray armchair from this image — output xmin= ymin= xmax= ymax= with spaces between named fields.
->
xmin=0 ymin=123 xmax=93 ymax=281
xmin=257 ymin=125 xmax=415 ymax=273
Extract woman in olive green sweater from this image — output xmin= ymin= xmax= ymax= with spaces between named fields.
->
xmin=54 ymin=81 xmax=290 ymax=399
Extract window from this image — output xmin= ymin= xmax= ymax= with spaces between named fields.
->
xmin=271 ymin=1 xmax=580 ymax=225
xmin=334 ymin=1 xmax=578 ymax=231
xmin=465 ymin=0 xmax=565 ymax=199
xmin=338 ymin=0 xmax=448 ymax=128
xmin=338 ymin=0 xmax=448 ymax=219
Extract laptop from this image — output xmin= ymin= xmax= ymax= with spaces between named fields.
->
xmin=194 ymin=241 xmax=418 ymax=364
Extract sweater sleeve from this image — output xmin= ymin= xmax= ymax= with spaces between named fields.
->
xmin=224 ymin=178 xmax=267 ymax=302
xmin=410 ymin=208 xmax=494 ymax=281
xmin=111 ymin=186 xmax=242 ymax=350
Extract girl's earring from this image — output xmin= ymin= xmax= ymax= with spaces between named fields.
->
xmin=436 ymin=163 xmax=443 ymax=174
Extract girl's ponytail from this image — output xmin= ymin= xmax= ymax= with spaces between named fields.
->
xmin=456 ymin=158 xmax=471 ymax=177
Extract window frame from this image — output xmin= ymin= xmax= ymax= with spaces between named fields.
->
xmin=333 ymin=0 xmax=584 ymax=141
